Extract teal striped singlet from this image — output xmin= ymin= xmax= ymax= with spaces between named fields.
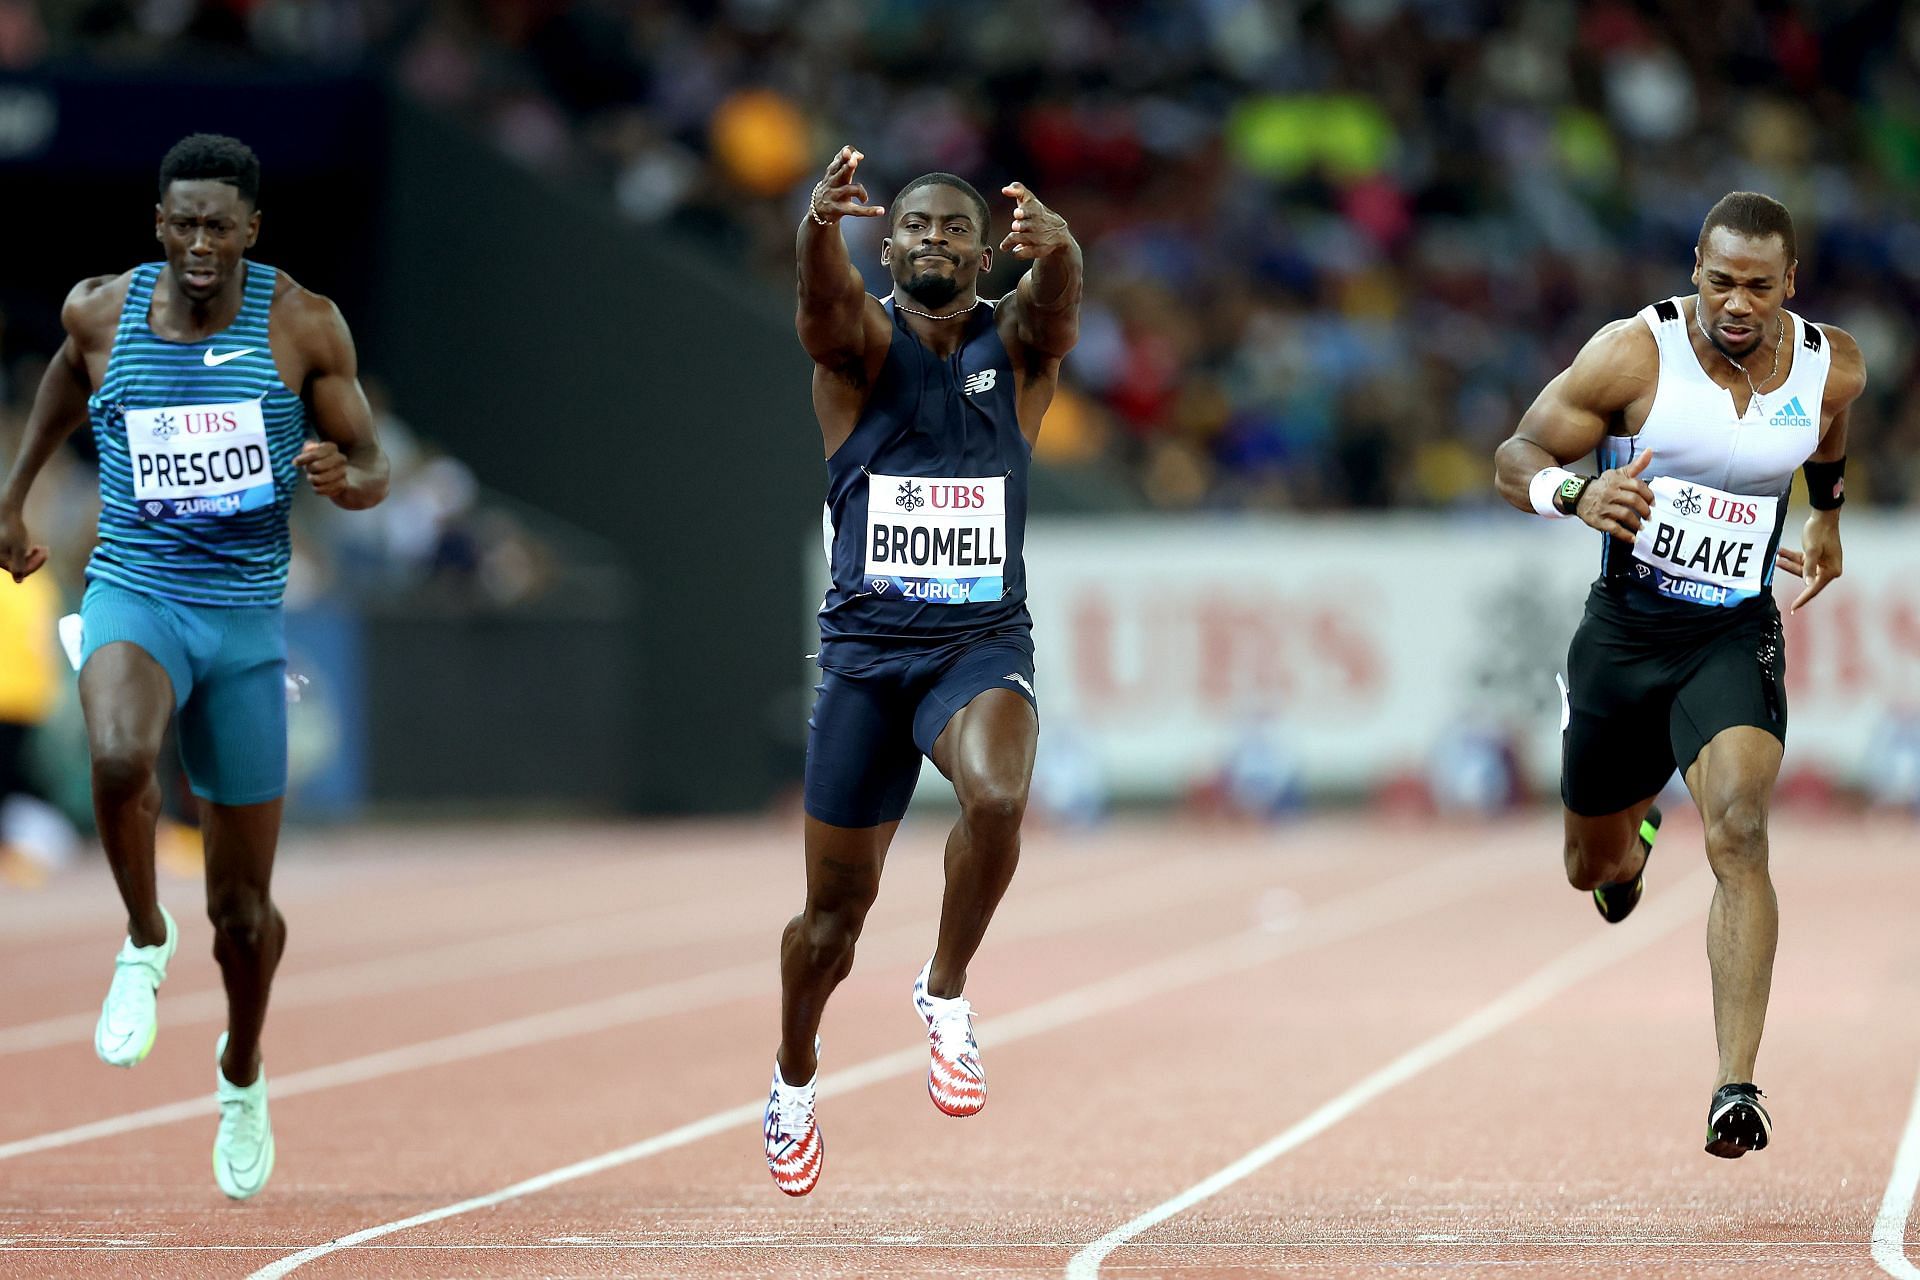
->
xmin=86 ymin=262 xmax=309 ymax=607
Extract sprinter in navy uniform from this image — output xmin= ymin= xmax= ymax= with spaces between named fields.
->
xmin=763 ymin=148 xmax=1081 ymax=1195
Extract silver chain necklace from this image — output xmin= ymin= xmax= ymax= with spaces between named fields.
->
xmin=1695 ymin=299 xmax=1783 ymax=416
xmin=894 ymin=297 xmax=980 ymax=321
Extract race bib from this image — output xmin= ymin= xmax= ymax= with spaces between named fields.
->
xmin=1629 ymin=476 xmax=1777 ymax=608
xmin=864 ymin=473 xmax=1005 ymax=605
xmin=124 ymin=400 xmax=275 ymax=520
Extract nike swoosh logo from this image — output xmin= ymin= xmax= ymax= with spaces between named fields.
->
xmin=203 ymin=348 xmax=256 ymax=367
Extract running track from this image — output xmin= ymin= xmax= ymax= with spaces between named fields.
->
xmin=2 ymin=812 xmax=1917 ymax=1278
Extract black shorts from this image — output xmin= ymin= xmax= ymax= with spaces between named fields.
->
xmin=1560 ymin=591 xmax=1786 ymax=817
xmin=803 ymin=633 xmax=1038 ymax=829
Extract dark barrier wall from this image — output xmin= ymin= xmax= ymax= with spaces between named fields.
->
xmin=371 ymin=100 xmax=818 ymax=812
xmin=0 ymin=70 xmax=383 ymax=350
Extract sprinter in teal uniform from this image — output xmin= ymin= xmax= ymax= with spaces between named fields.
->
xmin=0 ymin=134 xmax=388 ymax=1199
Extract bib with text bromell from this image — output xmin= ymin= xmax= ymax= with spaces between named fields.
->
xmin=864 ymin=473 xmax=1006 ymax=605
xmin=1628 ymin=475 xmax=1778 ymax=608
xmin=124 ymin=399 xmax=275 ymax=520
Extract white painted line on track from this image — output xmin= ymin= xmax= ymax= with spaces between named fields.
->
xmin=0 ymin=843 xmax=1342 ymax=1160
xmin=244 ymin=851 xmax=1518 ymax=1279
xmin=1065 ymin=867 xmax=1715 ymax=1280
xmin=0 ymin=847 xmax=1165 ymax=1056
xmin=1873 ymin=1055 xmax=1920 ymax=1279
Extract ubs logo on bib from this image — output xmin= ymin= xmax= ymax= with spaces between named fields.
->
xmin=1674 ymin=486 xmax=1703 ymax=516
xmin=150 ymin=413 xmax=179 ymax=442
xmin=894 ymin=480 xmax=925 ymax=512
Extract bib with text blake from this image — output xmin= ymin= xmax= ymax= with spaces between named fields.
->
xmin=124 ymin=400 xmax=275 ymax=520
xmin=864 ymin=473 xmax=1006 ymax=605
xmin=1629 ymin=475 xmax=1778 ymax=608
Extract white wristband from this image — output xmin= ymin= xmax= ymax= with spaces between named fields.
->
xmin=1529 ymin=467 xmax=1579 ymax=518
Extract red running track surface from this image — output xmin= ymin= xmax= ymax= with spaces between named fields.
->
xmin=0 ymin=812 xmax=1917 ymax=1278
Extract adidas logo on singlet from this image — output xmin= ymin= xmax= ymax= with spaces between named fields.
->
xmin=1767 ymin=396 xmax=1812 ymax=429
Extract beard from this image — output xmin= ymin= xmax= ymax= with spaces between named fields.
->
xmin=902 ymin=267 xmax=962 ymax=309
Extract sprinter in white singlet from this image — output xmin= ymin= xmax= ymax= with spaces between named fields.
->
xmin=1494 ymin=192 xmax=1865 ymax=1160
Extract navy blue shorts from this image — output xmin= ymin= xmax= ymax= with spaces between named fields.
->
xmin=803 ymin=635 xmax=1037 ymax=829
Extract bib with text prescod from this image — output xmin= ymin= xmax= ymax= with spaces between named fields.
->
xmin=124 ymin=400 xmax=275 ymax=520
xmin=863 ymin=473 xmax=1006 ymax=605
xmin=1628 ymin=475 xmax=1778 ymax=608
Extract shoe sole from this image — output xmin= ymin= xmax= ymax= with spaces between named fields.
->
xmin=929 ymin=1081 xmax=986 ymax=1118
xmin=1705 ymin=1101 xmax=1770 ymax=1159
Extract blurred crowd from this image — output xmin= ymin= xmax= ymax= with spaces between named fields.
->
xmin=19 ymin=0 xmax=1920 ymax=511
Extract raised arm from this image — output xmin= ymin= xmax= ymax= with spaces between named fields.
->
xmin=796 ymin=146 xmax=890 ymax=375
xmin=0 ymin=277 xmax=118 ymax=581
xmin=997 ymin=181 xmax=1082 ymax=362
xmin=1493 ymin=319 xmax=1657 ymax=543
xmin=285 ymin=288 xmax=388 ymax=511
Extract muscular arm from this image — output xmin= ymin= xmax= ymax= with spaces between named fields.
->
xmin=1493 ymin=319 xmax=1655 ymax=510
xmin=287 ymin=289 xmax=388 ymax=510
xmin=0 ymin=277 xmax=120 ymax=580
xmin=796 ymin=146 xmax=892 ymax=455
xmin=1777 ymin=324 xmax=1867 ymax=612
xmin=2 ymin=279 xmax=117 ymax=516
xmin=1000 ymin=184 xmax=1082 ymax=361
xmin=1812 ymin=324 xmax=1864 ymax=465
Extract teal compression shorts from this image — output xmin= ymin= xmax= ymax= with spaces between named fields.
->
xmin=80 ymin=581 xmax=288 ymax=807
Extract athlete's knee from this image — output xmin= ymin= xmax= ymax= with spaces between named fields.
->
xmin=207 ymin=890 xmax=277 ymax=955
xmin=1562 ymin=823 xmax=1631 ymax=890
xmin=89 ymin=741 xmax=157 ymax=800
xmin=959 ymin=774 xmax=1028 ymax=837
xmin=1703 ymin=800 xmax=1769 ymax=875
xmin=791 ymin=905 xmax=865 ymax=976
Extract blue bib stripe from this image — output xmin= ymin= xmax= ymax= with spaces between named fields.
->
xmin=87 ymin=262 xmax=308 ymax=607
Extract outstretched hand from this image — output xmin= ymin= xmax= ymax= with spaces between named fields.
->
xmin=1775 ymin=511 xmax=1843 ymax=613
xmin=1576 ymin=447 xmax=1656 ymax=545
xmin=809 ymin=146 xmax=886 ymax=224
xmin=999 ymin=183 xmax=1071 ymax=259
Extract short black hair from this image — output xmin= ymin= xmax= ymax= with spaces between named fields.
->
xmin=1699 ymin=191 xmax=1795 ymax=264
xmin=892 ymin=172 xmax=990 ymax=238
xmin=159 ymin=134 xmax=261 ymax=207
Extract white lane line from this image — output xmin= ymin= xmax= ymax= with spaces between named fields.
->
xmin=0 ymin=845 xmax=1315 ymax=1160
xmin=0 ymin=847 xmax=1162 ymax=1055
xmin=0 ymin=900 xmax=756 ymax=1057
xmin=1065 ymin=867 xmax=1714 ymax=1280
xmin=244 ymin=852 xmax=1518 ymax=1280
xmin=0 ymin=1238 xmax=1873 ymax=1252
xmin=1873 ymin=1056 xmax=1920 ymax=1279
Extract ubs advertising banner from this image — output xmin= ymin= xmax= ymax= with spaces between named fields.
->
xmin=805 ymin=513 xmax=1920 ymax=800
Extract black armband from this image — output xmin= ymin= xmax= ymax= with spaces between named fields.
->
xmin=1803 ymin=457 xmax=1846 ymax=510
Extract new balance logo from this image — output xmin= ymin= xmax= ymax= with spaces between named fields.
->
xmin=1768 ymin=396 xmax=1812 ymax=429
xmin=1004 ymin=672 xmax=1034 ymax=697
xmin=962 ymin=369 xmax=998 ymax=396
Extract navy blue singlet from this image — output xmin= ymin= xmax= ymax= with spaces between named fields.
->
xmin=816 ymin=297 xmax=1032 ymax=674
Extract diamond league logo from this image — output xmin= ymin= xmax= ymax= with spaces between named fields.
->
xmin=149 ymin=411 xmax=179 ymax=442
xmin=895 ymin=480 xmax=924 ymax=512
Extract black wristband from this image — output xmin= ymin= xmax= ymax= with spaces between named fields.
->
xmin=1804 ymin=457 xmax=1846 ymax=510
